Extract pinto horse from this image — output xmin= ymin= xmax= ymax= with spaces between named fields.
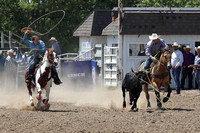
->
xmin=141 ymin=50 xmax=172 ymax=108
xmin=25 ymin=48 xmax=58 ymax=106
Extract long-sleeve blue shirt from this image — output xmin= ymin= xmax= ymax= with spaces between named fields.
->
xmin=145 ymin=38 xmax=169 ymax=57
xmin=23 ymin=34 xmax=46 ymax=57
xmin=52 ymin=42 xmax=61 ymax=55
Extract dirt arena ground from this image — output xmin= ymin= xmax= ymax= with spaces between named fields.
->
xmin=0 ymin=84 xmax=200 ymax=133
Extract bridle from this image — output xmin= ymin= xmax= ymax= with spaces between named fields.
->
xmin=47 ymin=50 xmax=55 ymax=64
xmin=160 ymin=51 xmax=171 ymax=68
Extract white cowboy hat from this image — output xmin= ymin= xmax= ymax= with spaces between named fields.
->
xmin=172 ymin=42 xmax=180 ymax=47
xmin=184 ymin=45 xmax=191 ymax=50
xmin=49 ymin=37 xmax=57 ymax=42
xmin=7 ymin=49 xmax=14 ymax=54
xmin=149 ymin=33 xmax=160 ymax=40
xmin=195 ymin=46 xmax=200 ymax=51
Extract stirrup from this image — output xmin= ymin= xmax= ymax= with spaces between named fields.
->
xmin=25 ymin=76 xmax=31 ymax=83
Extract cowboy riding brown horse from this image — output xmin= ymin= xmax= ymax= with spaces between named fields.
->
xmin=141 ymin=50 xmax=172 ymax=108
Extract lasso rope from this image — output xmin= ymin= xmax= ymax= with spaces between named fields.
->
xmin=27 ymin=10 xmax=65 ymax=36
xmin=133 ymin=70 xmax=175 ymax=111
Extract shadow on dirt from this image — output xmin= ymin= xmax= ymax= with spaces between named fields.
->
xmin=145 ymin=108 xmax=194 ymax=113
xmin=161 ymin=108 xmax=194 ymax=111
xmin=46 ymin=109 xmax=79 ymax=113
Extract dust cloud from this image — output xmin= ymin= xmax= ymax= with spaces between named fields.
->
xmin=0 ymin=74 xmax=158 ymax=110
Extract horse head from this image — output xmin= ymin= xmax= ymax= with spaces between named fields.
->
xmin=160 ymin=50 xmax=171 ymax=69
xmin=45 ymin=48 xmax=58 ymax=65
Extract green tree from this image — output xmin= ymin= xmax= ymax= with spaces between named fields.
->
xmin=1 ymin=0 xmax=200 ymax=53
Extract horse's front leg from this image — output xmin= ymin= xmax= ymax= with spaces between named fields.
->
xmin=152 ymin=81 xmax=162 ymax=108
xmin=43 ymin=80 xmax=52 ymax=105
xmin=35 ymin=80 xmax=42 ymax=101
xmin=43 ymin=87 xmax=50 ymax=104
xmin=27 ymin=83 xmax=34 ymax=106
xmin=143 ymin=84 xmax=151 ymax=108
xmin=163 ymin=84 xmax=172 ymax=103
xmin=155 ymin=90 xmax=162 ymax=108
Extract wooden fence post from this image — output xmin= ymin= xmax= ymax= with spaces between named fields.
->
xmin=1 ymin=32 xmax=4 ymax=48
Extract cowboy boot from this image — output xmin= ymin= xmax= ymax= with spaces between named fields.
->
xmin=25 ymin=74 xmax=33 ymax=83
xmin=53 ymin=75 xmax=62 ymax=85
xmin=51 ymin=66 xmax=62 ymax=85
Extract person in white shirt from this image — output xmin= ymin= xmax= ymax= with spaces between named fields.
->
xmin=192 ymin=46 xmax=200 ymax=95
xmin=171 ymin=42 xmax=184 ymax=94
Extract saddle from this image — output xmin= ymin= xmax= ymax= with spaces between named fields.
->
xmin=34 ymin=64 xmax=41 ymax=75
xmin=25 ymin=64 xmax=41 ymax=84
xmin=150 ymin=62 xmax=170 ymax=79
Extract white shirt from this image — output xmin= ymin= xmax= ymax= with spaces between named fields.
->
xmin=171 ymin=49 xmax=183 ymax=67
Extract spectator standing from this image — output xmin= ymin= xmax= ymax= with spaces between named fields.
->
xmin=171 ymin=42 xmax=184 ymax=94
xmin=5 ymin=49 xmax=17 ymax=90
xmin=50 ymin=37 xmax=61 ymax=55
xmin=0 ymin=50 xmax=5 ymax=72
xmin=192 ymin=46 xmax=200 ymax=95
xmin=5 ymin=49 xmax=17 ymax=76
xmin=181 ymin=45 xmax=195 ymax=89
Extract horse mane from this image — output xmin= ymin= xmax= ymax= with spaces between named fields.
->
xmin=42 ymin=50 xmax=48 ymax=63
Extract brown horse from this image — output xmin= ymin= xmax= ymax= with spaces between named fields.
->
xmin=141 ymin=50 xmax=172 ymax=108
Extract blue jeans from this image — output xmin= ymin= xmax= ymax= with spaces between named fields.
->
xmin=172 ymin=66 xmax=181 ymax=93
xmin=195 ymin=71 xmax=200 ymax=90
xmin=181 ymin=67 xmax=193 ymax=89
xmin=28 ymin=57 xmax=41 ymax=76
xmin=144 ymin=56 xmax=152 ymax=70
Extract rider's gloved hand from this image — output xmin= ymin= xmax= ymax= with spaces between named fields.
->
xmin=34 ymin=48 xmax=38 ymax=53
xmin=151 ymin=56 xmax=157 ymax=62
xmin=25 ymin=30 xmax=30 ymax=34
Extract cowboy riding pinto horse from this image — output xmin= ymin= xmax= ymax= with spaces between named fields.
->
xmin=141 ymin=33 xmax=172 ymax=108
xmin=23 ymin=30 xmax=62 ymax=106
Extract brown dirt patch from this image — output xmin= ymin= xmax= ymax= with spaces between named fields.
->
xmin=0 ymin=88 xmax=200 ymax=133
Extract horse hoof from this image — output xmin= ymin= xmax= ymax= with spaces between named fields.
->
xmin=157 ymin=103 xmax=162 ymax=108
xmin=133 ymin=108 xmax=138 ymax=112
xmin=163 ymin=97 xmax=169 ymax=103
xmin=30 ymin=103 xmax=34 ymax=106
xmin=130 ymin=108 xmax=138 ymax=112
xmin=43 ymin=99 xmax=49 ymax=104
